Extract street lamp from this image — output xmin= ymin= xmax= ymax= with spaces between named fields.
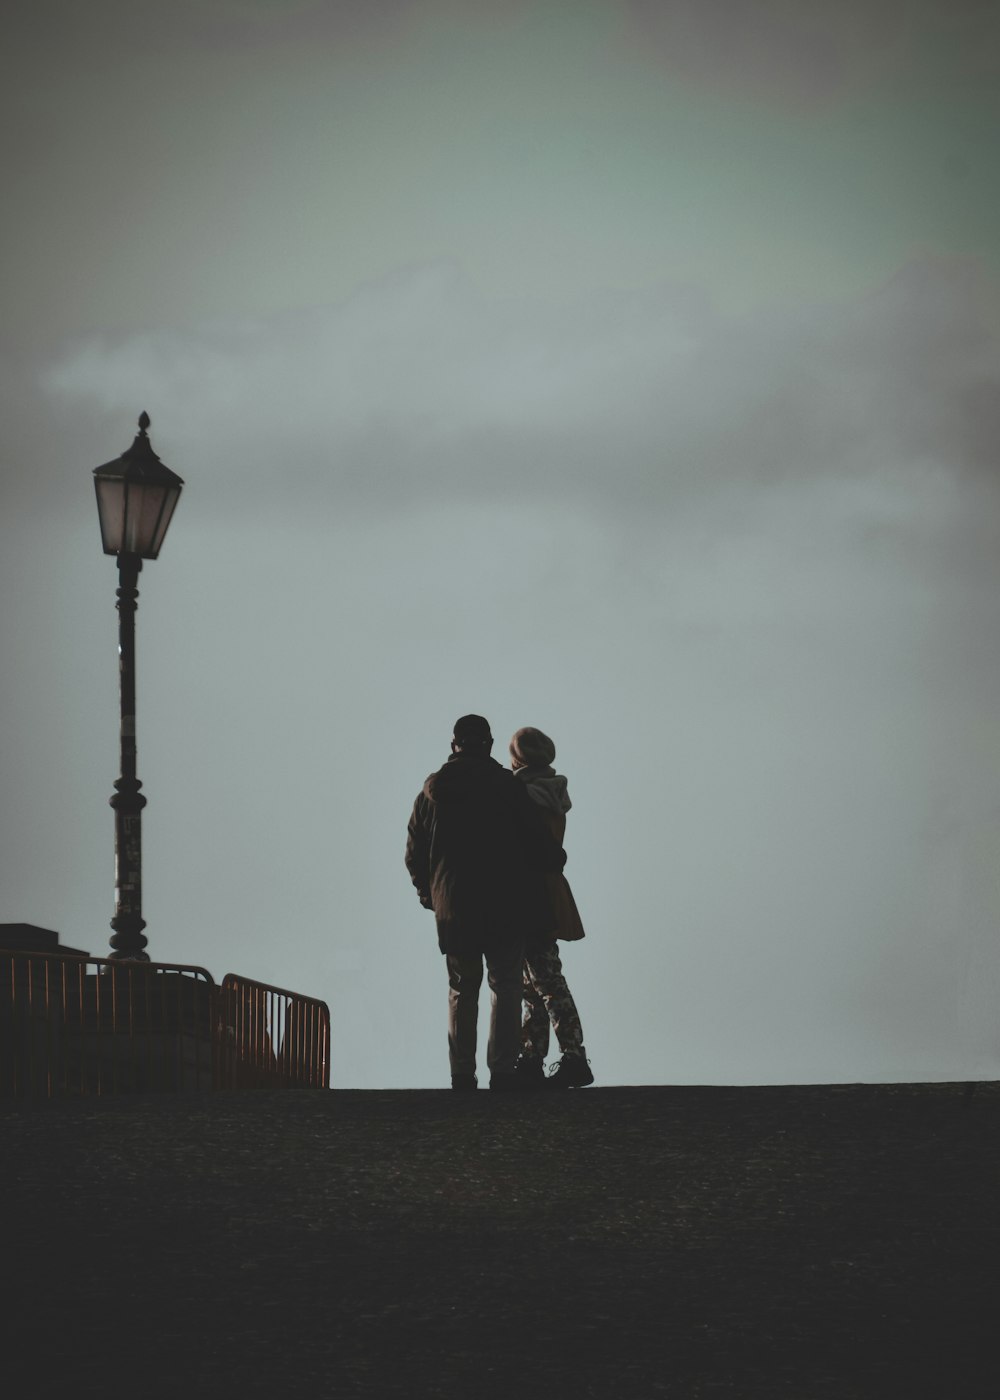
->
xmin=93 ymin=413 xmax=184 ymax=961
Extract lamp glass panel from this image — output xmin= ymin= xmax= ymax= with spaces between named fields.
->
xmin=122 ymin=482 xmax=172 ymax=559
xmin=95 ymin=477 xmax=127 ymax=555
xmin=148 ymin=487 xmax=181 ymax=557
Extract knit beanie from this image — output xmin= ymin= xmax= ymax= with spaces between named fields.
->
xmin=509 ymin=726 xmax=556 ymax=770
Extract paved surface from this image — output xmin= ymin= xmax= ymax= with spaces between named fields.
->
xmin=3 ymin=1082 xmax=998 ymax=1398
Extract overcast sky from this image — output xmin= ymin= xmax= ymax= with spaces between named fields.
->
xmin=2 ymin=0 xmax=1000 ymax=1086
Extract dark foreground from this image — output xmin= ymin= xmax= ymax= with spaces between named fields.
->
xmin=3 ymin=1082 xmax=998 ymax=1398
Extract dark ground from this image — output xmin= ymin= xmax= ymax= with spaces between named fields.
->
xmin=3 ymin=1082 xmax=999 ymax=1398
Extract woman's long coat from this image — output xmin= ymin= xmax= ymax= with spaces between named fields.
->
xmin=535 ymin=804 xmax=586 ymax=943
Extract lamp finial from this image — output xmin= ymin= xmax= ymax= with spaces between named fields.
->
xmin=138 ymin=411 xmax=150 ymax=434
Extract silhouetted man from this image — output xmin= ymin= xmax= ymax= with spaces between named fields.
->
xmin=406 ymin=714 xmax=566 ymax=1091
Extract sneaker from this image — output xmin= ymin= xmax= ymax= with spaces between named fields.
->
xmin=513 ymin=1055 xmax=546 ymax=1087
xmin=546 ymin=1054 xmax=594 ymax=1089
xmin=451 ymin=1073 xmax=478 ymax=1091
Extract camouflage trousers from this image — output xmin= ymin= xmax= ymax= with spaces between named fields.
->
xmin=522 ymin=941 xmax=586 ymax=1061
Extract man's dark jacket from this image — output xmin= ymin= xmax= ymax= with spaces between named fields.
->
xmin=405 ymin=752 xmax=567 ymax=956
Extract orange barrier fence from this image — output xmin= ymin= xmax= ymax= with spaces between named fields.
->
xmin=216 ymin=973 xmax=331 ymax=1090
xmin=1 ymin=952 xmax=216 ymax=1096
xmin=1 ymin=951 xmax=330 ymax=1097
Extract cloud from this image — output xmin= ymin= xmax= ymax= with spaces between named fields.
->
xmin=41 ymin=256 xmax=1000 ymax=531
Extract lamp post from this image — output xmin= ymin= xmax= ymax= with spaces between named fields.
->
xmin=93 ymin=413 xmax=184 ymax=961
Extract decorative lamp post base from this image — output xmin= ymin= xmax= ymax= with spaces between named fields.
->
xmin=108 ymin=777 xmax=149 ymax=961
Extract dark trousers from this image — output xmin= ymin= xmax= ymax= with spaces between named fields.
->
xmin=447 ymin=941 xmax=525 ymax=1077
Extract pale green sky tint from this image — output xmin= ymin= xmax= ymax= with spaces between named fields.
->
xmin=4 ymin=0 xmax=998 ymax=345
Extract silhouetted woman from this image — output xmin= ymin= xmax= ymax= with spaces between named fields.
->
xmin=510 ymin=727 xmax=594 ymax=1088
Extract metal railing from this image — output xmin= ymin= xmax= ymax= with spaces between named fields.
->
xmin=1 ymin=952 xmax=216 ymax=1096
xmin=216 ymin=973 xmax=330 ymax=1090
xmin=1 ymin=952 xmax=330 ymax=1097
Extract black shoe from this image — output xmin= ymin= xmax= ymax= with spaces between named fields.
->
xmin=513 ymin=1055 xmax=546 ymax=1088
xmin=451 ymin=1073 xmax=478 ymax=1091
xmin=546 ymin=1054 xmax=594 ymax=1089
